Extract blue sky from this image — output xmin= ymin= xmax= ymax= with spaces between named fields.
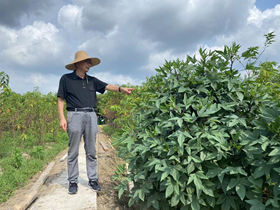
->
xmin=256 ymin=0 xmax=279 ymax=11
xmin=0 ymin=0 xmax=279 ymax=94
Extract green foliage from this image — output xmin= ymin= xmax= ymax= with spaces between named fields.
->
xmin=0 ymin=71 xmax=11 ymax=102
xmin=0 ymin=81 xmax=69 ymax=203
xmin=114 ymin=33 xmax=280 ymax=209
xmin=102 ymin=125 xmax=119 ymax=137
xmin=0 ymin=130 xmax=68 ymax=203
xmin=12 ymin=148 xmax=23 ymax=169
xmin=31 ymin=146 xmax=44 ymax=160
xmin=240 ymin=32 xmax=276 ymax=77
xmin=97 ymin=83 xmax=148 ymax=130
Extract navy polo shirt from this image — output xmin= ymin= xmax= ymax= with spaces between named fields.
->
xmin=57 ymin=71 xmax=108 ymax=108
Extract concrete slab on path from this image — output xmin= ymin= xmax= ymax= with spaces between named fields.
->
xmin=29 ymin=142 xmax=97 ymax=210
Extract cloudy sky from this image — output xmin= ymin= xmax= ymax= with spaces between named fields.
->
xmin=0 ymin=0 xmax=279 ymax=94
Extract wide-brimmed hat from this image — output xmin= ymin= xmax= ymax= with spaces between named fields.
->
xmin=65 ymin=51 xmax=101 ymax=70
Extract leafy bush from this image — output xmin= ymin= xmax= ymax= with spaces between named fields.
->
xmin=115 ymin=33 xmax=280 ymax=209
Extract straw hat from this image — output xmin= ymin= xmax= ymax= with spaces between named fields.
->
xmin=65 ymin=51 xmax=101 ymax=70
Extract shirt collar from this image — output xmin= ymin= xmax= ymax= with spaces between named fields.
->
xmin=71 ymin=71 xmax=87 ymax=80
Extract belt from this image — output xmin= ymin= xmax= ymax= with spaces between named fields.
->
xmin=66 ymin=107 xmax=95 ymax=112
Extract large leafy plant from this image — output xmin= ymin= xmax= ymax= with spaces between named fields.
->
xmin=114 ymin=33 xmax=280 ymax=209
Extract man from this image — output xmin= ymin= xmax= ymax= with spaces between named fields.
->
xmin=57 ymin=51 xmax=134 ymax=194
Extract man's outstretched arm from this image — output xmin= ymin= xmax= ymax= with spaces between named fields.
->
xmin=105 ymin=84 xmax=135 ymax=95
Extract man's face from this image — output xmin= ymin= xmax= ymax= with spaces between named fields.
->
xmin=76 ymin=59 xmax=91 ymax=72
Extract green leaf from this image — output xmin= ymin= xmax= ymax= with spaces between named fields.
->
xmin=260 ymin=107 xmax=279 ymax=121
xmin=236 ymin=92 xmax=244 ymax=102
xmin=178 ymin=132 xmax=185 ymax=147
xmin=161 ymin=168 xmax=171 ymax=181
xmin=206 ymin=169 xmax=219 ymax=178
xmin=191 ymin=198 xmax=200 ymax=210
xmin=221 ymin=199 xmax=231 ymax=210
xmin=206 ymin=196 xmax=215 ymax=207
xmin=218 ymin=172 xmax=225 ymax=183
xmin=156 ymin=100 xmax=160 ymax=109
xmin=229 ymin=119 xmax=239 ymax=127
xmin=171 ymin=168 xmax=179 ymax=182
xmin=228 ymin=80 xmax=233 ymax=91
xmin=273 ymin=183 xmax=280 ymax=197
xmin=246 ymin=199 xmax=266 ymax=210
xmin=227 ymin=178 xmax=239 ymax=190
xmin=171 ymin=194 xmax=180 ymax=206
xmin=236 ymin=183 xmax=246 ymax=200
xmin=128 ymin=197 xmax=135 ymax=207
xmin=139 ymin=190 xmax=145 ymax=201
xmin=118 ymin=186 xmax=125 ymax=199
xmin=239 ymin=118 xmax=247 ymax=127
xmin=178 ymin=86 xmax=188 ymax=93
xmin=148 ymin=158 xmax=161 ymax=167
xmin=261 ymin=141 xmax=269 ymax=151
xmin=174 ymin=183 xmax=180 ymax=195
xmin=273 ymin=167 xmax=280 ymax=173
xmin=203 ymin=187 xmax=214 ymax=197
xmin=198 ymin=104 xmax=221 ymax=117
xmin=187 ymin=162 xmax=195 ymax=174
xmin=177 ymin=118 xmax=183 ymax=127
xmin=152 ymin=200 xmax=159 ymax=209
xmin=166 ymin=184 xmax=174 ymax=198
xmin=180 ymin=192 xmax=186 ymax=205
xmin=254 ymin=166 xmax=265 ymax=179
xmin=269 ymin=147 xmax=280 ymax=156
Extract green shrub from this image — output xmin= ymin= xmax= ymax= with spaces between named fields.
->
xmin=115 ymin=34 xmax=280 ymax=209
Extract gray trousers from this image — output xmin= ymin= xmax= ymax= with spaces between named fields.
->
xmin=66 ymin=111 xmax=98 ymax=183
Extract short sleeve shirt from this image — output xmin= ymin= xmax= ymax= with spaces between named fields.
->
xmin=57 ymin=71 xmax=108 ymax=108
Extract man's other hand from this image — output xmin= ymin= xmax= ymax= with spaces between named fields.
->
xmin=60 ymin=118 xmax=67 ymax=132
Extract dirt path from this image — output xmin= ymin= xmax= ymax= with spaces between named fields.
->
xmin=0 ymin=127 xmax=134 ymax=210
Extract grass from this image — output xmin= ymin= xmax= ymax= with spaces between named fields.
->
xmin=0 ymin=131 xmax=68 ymax=203
xmin=102 ymin=125 xmax=119 ymax=138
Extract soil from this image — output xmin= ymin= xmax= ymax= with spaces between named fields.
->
xmin=0 ymin=128 xmax=138 ymax=210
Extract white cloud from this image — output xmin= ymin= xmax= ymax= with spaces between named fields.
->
xmin=91 ymin=72 xmax=143 ymax=86
xmin=1 ymin=21 xmax=62 ymax=66
xmin=248 ymin=4 xmax=280 ymax=27
xmin=6 ymin=69 xmax=61 ymax=94
xmin=216 ymin=3 xmax=280 ymax=63
xmin=142 ymin=50 xmax=184 ymax=71
xmin=58 ymin=4 xmax=83 ymax=32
